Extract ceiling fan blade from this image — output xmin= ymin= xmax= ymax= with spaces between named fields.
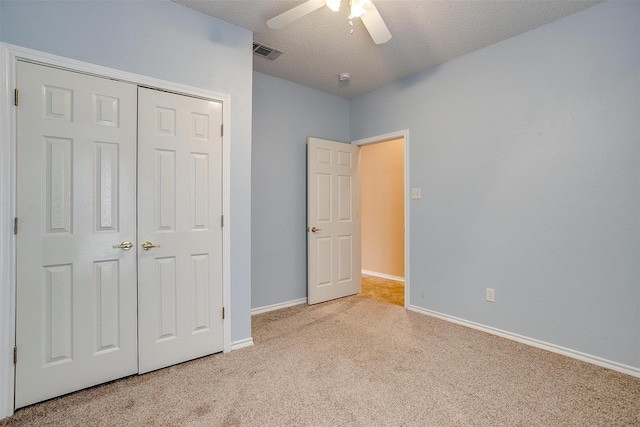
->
xmin=267 ymin=0 xmax=326 ymax=29
xmin=361 ymin=3 xmax=392 ymax=44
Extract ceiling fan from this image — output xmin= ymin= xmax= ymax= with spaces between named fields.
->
xmin=267 ymin=0 xmax=392 ymax=44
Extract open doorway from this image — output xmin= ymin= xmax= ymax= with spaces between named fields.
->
xmin=357 ymin=136 xmax=405 ymax=307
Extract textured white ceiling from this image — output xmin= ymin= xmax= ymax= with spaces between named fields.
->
xmin=173 ymin=0 xmax=600 ymax=98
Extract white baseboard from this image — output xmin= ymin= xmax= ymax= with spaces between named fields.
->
xmin=251 ymin=298 xmax=307 ymax=315
xmin=230 ymin=337 xmax=254 ymax=351
xmin=361 ymin=269 xmax=405 ymax=283
xmin=406 ymin=305 xmax=640 ymax=379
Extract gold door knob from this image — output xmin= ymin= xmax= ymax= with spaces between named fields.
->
xmin=141 ymin=241 xmax=161 ymax=251
xmin=311 ymin=227 xmax=321 ymax=233
xmin=113 ymin=241 xmax=134 ymax=251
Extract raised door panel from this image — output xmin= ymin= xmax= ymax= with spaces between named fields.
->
xmin=191 ymin=153 xmax=210 ymax=230
xmin=155 ymin=149 xmax=177 ymax=232
xmin=94 ymin=260 xmax=121 ymax=354
xmin=43 ymin=264 xmax=73 ymax=366
xmin=95 ymin=143 xmax=119 ymax=232
xmin=44 ymin=137 xmax=73 ymax=234
xmin=156 ymin=257 xmax=178 ymax=341
xmin=191 ymin=254 xmax=211 ymax=333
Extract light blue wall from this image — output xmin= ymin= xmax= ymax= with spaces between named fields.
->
xmin=350 ymin=1 xmax=640 ymax=368
xmin=252 ymin=72 xmax=349 ymax=309
xmin=0 ymin=0 xmax=253 ymax=343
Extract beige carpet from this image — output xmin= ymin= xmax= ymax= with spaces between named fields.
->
xmin=2 ymin=296 xmax=639 ymax=426
xmin=360 ymin=274 xmax=404 ymax=306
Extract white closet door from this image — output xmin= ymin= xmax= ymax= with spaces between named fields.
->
xmin=15 ymin=61 xmax=138 ymax=408
xmin=137 ymin=88 xmax=224 ymax=373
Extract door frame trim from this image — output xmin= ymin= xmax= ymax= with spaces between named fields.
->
xmin=352 ymin=130 xmax=410 ymax=308
xmin=0 ymin=42 xmax=232 ymax=419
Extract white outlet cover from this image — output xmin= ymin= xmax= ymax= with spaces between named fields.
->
xmin=411 ymin=188 xmax=421 ymax=199
xmin=486 ymin=288 xmax=495 ymax=302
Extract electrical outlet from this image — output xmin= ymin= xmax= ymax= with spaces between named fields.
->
xmin=486 ymin=288 xmax=495 ymax=302
xmin=411 ymin=188 xmax=421 ymax=199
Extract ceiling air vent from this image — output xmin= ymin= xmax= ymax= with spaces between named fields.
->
xmin=253 ymin=42 xmax=283 ymax=60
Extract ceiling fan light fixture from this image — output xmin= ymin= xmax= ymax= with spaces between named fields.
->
xmin=325 ymin=0 xmax=341 ymax=12
xmin=267 ymin=0 xmax=391 ymax=44
xmin=349 ymin=0 xmax=371 ymax=19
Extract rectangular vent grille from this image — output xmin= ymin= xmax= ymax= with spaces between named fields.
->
xmin=253 ymin=42 xmax=283 ymax=60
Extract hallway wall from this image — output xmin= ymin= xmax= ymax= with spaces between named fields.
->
xmin=360 ymin=138 xmax=405 ymax=278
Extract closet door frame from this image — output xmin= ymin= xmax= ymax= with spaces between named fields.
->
xmin=0 ymin=42 xmax=232 ymax=420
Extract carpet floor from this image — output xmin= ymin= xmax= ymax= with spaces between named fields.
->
xmin=2 ymin=296 xmax=639 ymax=426
xmin=360 ymin=274 xmax=404 ymax=306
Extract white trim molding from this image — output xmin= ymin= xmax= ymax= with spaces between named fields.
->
xmin=361 ymin=270 xmax=405 ymax=283
xmin=231 ymin=338 xmax=254 ymax=351
xmin=0 ymin=42 xmax=234 ymax=419
xmin=0 ymin=43 xmax=17 ymax=422
xmin=251 ymin=298 xmax=308 ymax=315
xmin=407 ymin=305 xmax=640 ymax=379
xmin=352 ymin=129 xmax=410 ymax=309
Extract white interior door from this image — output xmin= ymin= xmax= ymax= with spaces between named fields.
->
xmin=137 ymin=87 xmax=224 ymax=373
xmin=307 ymin=137 xmax=361 ymax=305
xmin=15 ymin=61 xmax=138 ymax=408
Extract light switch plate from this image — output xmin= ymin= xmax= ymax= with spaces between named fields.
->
xmin=411 ymin=188 xmax=422 ymax=199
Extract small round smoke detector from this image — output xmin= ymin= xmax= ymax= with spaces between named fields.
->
xmin=339 ymin=73 xmax=351 ymax=82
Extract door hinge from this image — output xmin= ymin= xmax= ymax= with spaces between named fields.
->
xmin=220 ymin=124 xmax=224 ymax=137
xmin=13 ymin=347 xmax=17 ymax=364
xmin=222 ymin=307 xmax=225 ymax=320
xmin=14 ymin=217 xmax=18 ymax=235
xmin=221 ymin=215 xmax=224 ymax=228
xmin=14 ymin=89 xmax=18 ymax=106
